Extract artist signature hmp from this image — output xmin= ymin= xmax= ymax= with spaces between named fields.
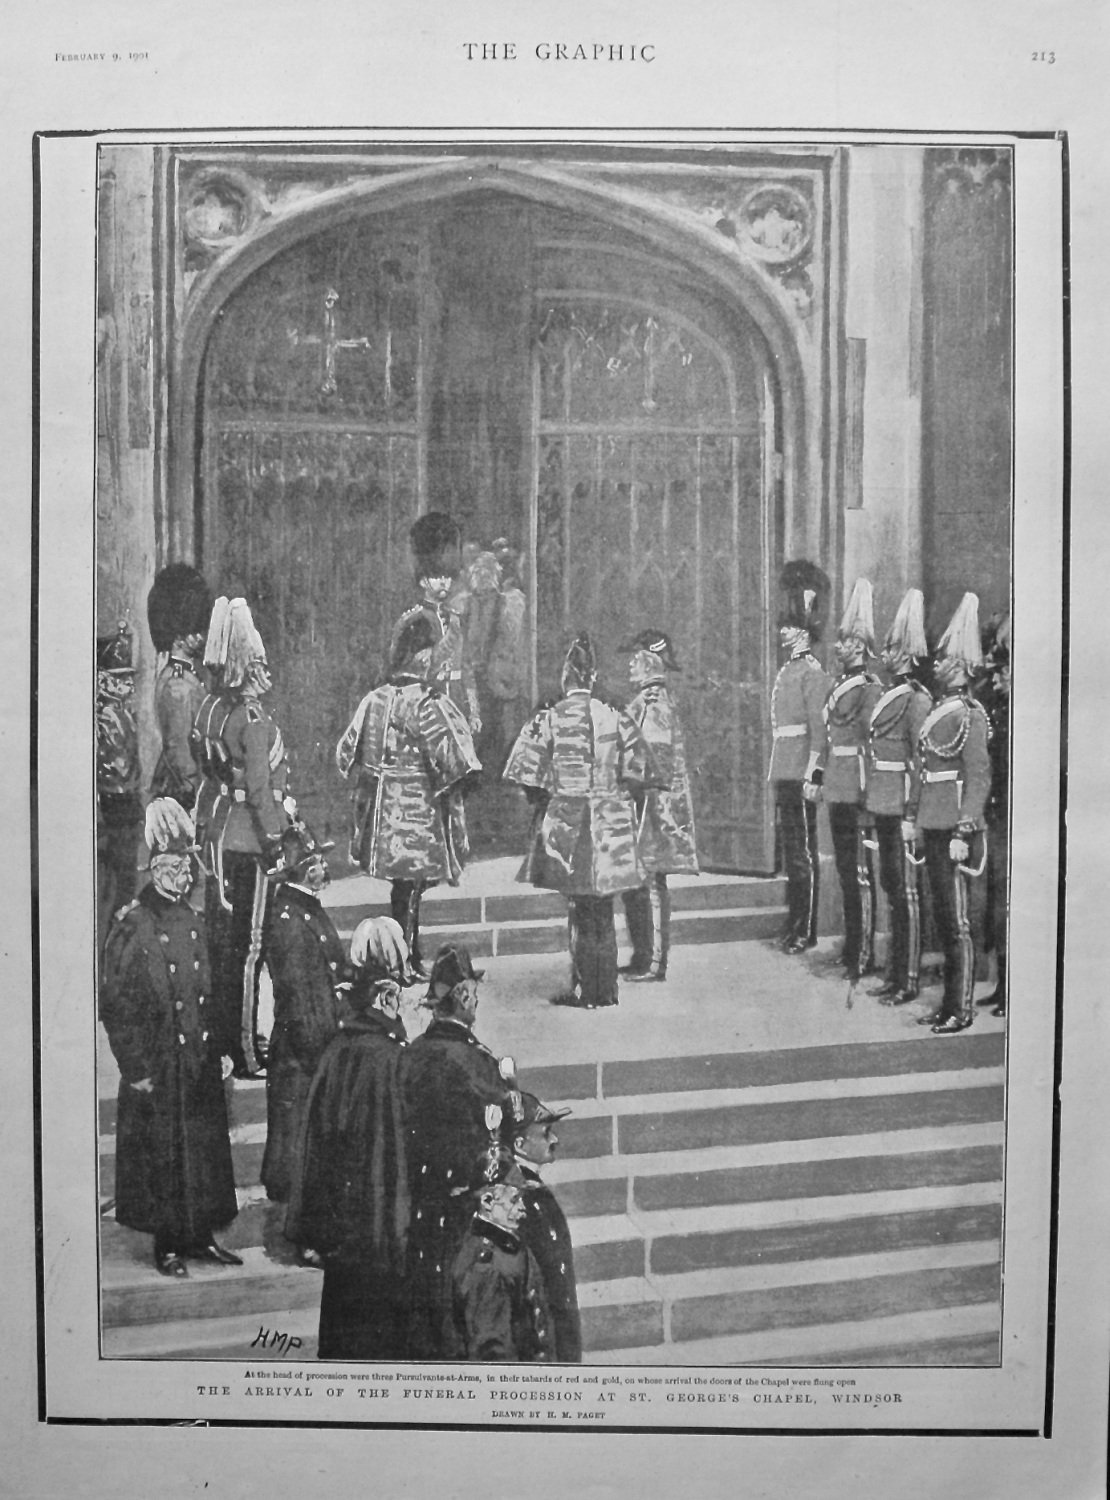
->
xmin=250 ymin=1326 xmax=303 ymax=1355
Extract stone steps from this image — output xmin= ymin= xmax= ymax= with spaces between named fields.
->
xmin=98 ymin=1030 xmax=1004 ymax=1365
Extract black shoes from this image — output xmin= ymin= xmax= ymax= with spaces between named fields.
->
xmin=991 ymin=1002 xmax=1007 ymax=1018
xmin=783 ymin=936 xmax=817 ymax=955
xmin=191 ymin=1240 xmax=244 ymax=1267
xmin=879 ymin=987 xmax=919 ymax=1007
xmin=930 ymin=1014 xmax=974 ymax=1035
xmin=916 ymin=1008 xmax=945 ymax=1026
xmin=626 ymin=968 xmax=667 ymax=983
xmin=155 ymin=1250 xmax=188 ymax=1278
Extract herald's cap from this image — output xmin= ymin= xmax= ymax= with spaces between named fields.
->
xmin=146 ymin=565 xmax=212 ymax=654
xmin=884 ymin=588 xmax=928 ymax=659
xmin=388 ymin=608 xmax=443 ymax=679
xmin=936 ymin=592 xmax=983 ymax=669
xmin=838 ymin=578 xmax=876 ymax=652
xmin=619 ymin=628 xmax=680 ymax=671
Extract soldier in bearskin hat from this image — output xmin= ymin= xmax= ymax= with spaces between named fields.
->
xmin=336 ymin=611 xmax=481 ymax=975
xmin=402 ymin=943 xmax=517 ymax=1356
xmin=906 ymin=593 xmax=993 ymax=1034
xmin=390 ymin=510 xmax=482 ymax=732
xmin=866 ymin=589 xmax=934 ymax=1006
xmin=502 ymin=1092 xmax=581 ymax=1363
xmin=192 ymin=598 xmax=295 ymax=1077
xmin=443 ymin=1119 xmax=553 ymax=1363
xmin=258 ymin=819 xmax=345 ymax=1214
xmin=818 ymin=579 xmax=883 ymax=982
xmin=96 ymin=620 xmax=144 ymax=953
xmin=100 ymin=800 xmax=239 ymax=1278
xmin=503 ymin=632 xmax=661 ymax=1008
xmin=146 ymin=563 xmax=213 ymax=809
xmin=770 ymin=563 xmax=833 ymax=954
xmin=975 ymin=611 xmax=1010 ymax=1018
xmin=617 ymin=628 xmax=699 ymax=983
xmin=286 ymin=917 xmax=415 ymax=1359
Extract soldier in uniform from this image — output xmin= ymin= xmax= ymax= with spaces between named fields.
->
xmin=906 ymin=593 xmax=993 ymax=1035
xmin=769 ymin=562 xmax=833 ymax=954
xmin=96 ymin=621 xmax=144 ymax=955
xmin=286 ymin=918 xmax=415 ymax=1360
xmin=866 ymin=589 xmax=934 ymax=1006
xmin=390 ymin=510 xmax=482 ymax=733
xmin=976 ymin=612 xmax=1010 ymax=1018
xmin=403 ymin=944 xmax=517 ymax=1357
xmin=100 ymin=800 xmax=240 ymax=1278
xmin=503 ymin=1092 xmax=581 ymax=1363
xmin=193 ymin=598 xmax=294 ymax=1078
xmin=503 ymin=632 xmax=659 ymax=1009
xmin=259 ymin=819 xmax=344 ymax=1213
xmin=336 ymin=612 xmax=481 ymax=975
xmin=817 ymin=579 xmax=882 ymax=982
xmin=444 ymin=1136 xmax=553 ymax=1364
xmin=617 ymin=628 xmax=699 ymax=983
xmin=146 ymin=563 xmax=212 ymax=810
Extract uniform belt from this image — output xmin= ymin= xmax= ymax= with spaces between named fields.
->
xmin=773 ymin=725 xmax=806 ymax=738
xmin=873 ymin=759 xmax=907 ymax=772
xmin=831 ymin=745 xmax=859 ymax=757
xmin=448 ymin=670 xmax=462 ymax=681
xmin=221 ymin=785 xmax=284 ymax=803
xmin=922 ymin=769 xmax=959 ymax=783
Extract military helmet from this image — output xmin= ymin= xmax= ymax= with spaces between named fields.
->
xmin=410 ymin=511 xmax=462 ymax=582
xmin=146 ymin=564 xmax=212 ymax=654
xmin=778 ymin=560 xmax=830 ymax=640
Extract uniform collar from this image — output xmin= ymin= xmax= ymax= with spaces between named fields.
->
xmin=425 ymin=1017 xmax=477 ymax=1043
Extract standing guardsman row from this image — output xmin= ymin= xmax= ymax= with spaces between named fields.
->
xmin=504 ymin=632 xmax=659 ymax=1009
xmin=336 ymin=611 xmax=481 ymax=975
xmin=818 ymin=579 xmax=882 ymax=981
xmin=617 ymin=629 xmax=699 ymax=983
xmin=906 ymin=593 xmax=993 ymax=1035
xmin=866 ymin=588 xmax=933 ymax=1006
xmin=146 ymin=564 xmax=213 ymax=810
xmin=193 ymin=598 xmax=294 ymax=1077
xmin=770 ymin=562 xmax=833 ymax=954
xmin=976 ymin=612 xmax=1010 ymax=1018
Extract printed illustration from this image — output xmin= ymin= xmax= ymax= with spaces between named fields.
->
xmin=93 ymin=138 xmax=1014 ymax=1372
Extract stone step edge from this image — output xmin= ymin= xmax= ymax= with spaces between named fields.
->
xmin=587 ymin=1301 xmax=1001 ymax=1366
xmin=99 ymin=1070 xmax=1004 ymax=1161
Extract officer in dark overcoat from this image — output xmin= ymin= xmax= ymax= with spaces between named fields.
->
xmin=146 ymin=564 xmax=212 ymax=810
xmin=259 ymin=819 xmax=345 ymax=1210
xmin=906 ymin=593 xmax=993 ymax=1035
xmin=193 ymin=597 xmax=294 ymax=1077
xmin=403 ymin=944 xmax=516 ymax=1356
xmin=770 ymin=562 xmax=833 ymax=954
xmin=100 ymin=800 xmax=240 ymax=1278
xmin=618 ymin=628 xmax=699 ymax=983
xmin=444 ymin=1140 xmax=553 ymax=1363
xmin=285 ymin=918 xmax=415 ymax=1360
xmin=866 ymin=588 xmax=934 ymax=1006
xmin=817 ymin=579 xmax=883 ymax=981
xmin=503 ymin=1092 xmax=581 ymax=1363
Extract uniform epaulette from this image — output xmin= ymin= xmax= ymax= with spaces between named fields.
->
xmin=244 ymin=702 xmax=264 ymax=723
xmin=113 ymin=899 xmax=140 ymax=922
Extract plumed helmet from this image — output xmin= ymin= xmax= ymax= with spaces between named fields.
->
xmin=388 ymin=609 xmax=443 ymax=679
xmin=144 ymin=797 xmax=198 ymax=856
xmin=470 ymin=1107 xmax=527 ymax=1194
xmin=561 ymin=631 xmax=597 ymax=693
xmin=936 ymin=592 xmax=983 ymax=670
xmin=203 ymin=597 xmax=266 ymax=689
xmin=778 ymin=561 xmax=830 ymax=640
xmin=501 ymin=1090 xmax=571 ymax=1146
xmin=97 ymin=621 xmax=135 ymax=674
xmin=349 ymin=916 xmax=417 ymax=985
xmin=146 ymin=564 xmax=212 ymax=654
xmin=838 ymin=578 xmax=876 ymax=653
xmin=884 ymin=588 xmax=929 ymax=660
xmin=426 ymin=943 xmax=486 ymax=997
xmin=410 ymin=511 xmax=462 ymax=582
xmin=271 ymin=818 xmax=334 ymax=883
xmin=618 ymin=627 xmax=680 ymax=672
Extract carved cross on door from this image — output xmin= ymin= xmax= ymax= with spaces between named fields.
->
xmin=287 ymin=287 xmax=377 ymax=397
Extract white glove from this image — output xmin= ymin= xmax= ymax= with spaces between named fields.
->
xmin=802 ymin=780 xmax=821 ymax=804
xmin=949 ymin=837 xmax=969 ymax=863
xmin=901 ymin=820 xmax=918 ymax=844
xmin=220 ymin=1055 xmax=234 ymax=1081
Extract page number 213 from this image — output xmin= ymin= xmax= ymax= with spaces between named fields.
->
xmin=1031 ymin=50 xmax=1056 ymax=63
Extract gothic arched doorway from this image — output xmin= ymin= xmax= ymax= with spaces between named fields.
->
xmin=197 ymin=191 xmax=784 ymax=871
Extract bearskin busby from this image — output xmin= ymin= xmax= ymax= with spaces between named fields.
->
xmin=778 ymin=561 xmax=831 ymax=640
xmin=410 ymin=511 xmax=462 ymax=584
xmin=146 ymin=564 xmax=213 ymax=654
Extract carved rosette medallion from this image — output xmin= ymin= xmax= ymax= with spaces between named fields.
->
xmin=181 ymin=168 xmax=267 ymax=271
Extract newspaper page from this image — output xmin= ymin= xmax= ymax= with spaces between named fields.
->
xmin=4 ymin=3 xmax=1106 ymax=1498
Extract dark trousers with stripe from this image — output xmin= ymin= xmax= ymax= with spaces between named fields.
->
xmin=828 ymin=802 xmax=876 ymax=974
xmin=568 ymin=895 xmax=618 ymax=1007
xmin=622 ymin=874 xmax=672 ymax=975
xmin=775 ymin=781 xmax=819 ymax=945
xmin=390 ymin=879 xmax=426 ymax=969
xmin=206 ymin=851 xmax=271 ymax=1076
xmin=874 ymin=813 xmax=922 ymax=992
xmin=923 ymin=829 xmax=983 ymax=1022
